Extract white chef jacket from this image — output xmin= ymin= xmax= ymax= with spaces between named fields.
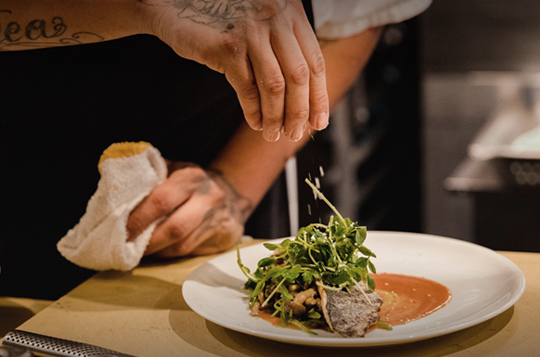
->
xmin=312 ymin=0 xmax=432 ymax=39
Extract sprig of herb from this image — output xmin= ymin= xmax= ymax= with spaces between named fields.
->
xmin=237 ymin=179 xmax=378 ymax=333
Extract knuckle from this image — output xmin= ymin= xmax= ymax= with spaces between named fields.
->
xmin=290 ymin=63 xmax=310 ymax=85
xmin=126 ymin=216 xmax=144 ymax=236
xmin=203 ymin=189 xmax=225 ymax=207
xmin=288 ymin=107 xmax=310 ymax=123
xmin=211 ymin=187 xmax=226 ymax=202
xmin=264 ymin=115 xmax=284 ymax=128
xmin=222 ymin=34 xmax=245 ymax=56
xmin=312 ymin=90 xmax=329 ymax=107
xmin=241 ymin=81 xmax=260 ymax=101
xmin=184 ymin=166 xmax=206 ymax=180
xmin=208 ymin=33 xmax=246 ymax=73
xmin=164 ymin=221 xmax=186 ymax=242
xmin=148 ymin=189 xmax=173 ymax=215
xmin=310 ymin=51 xmax=326 ymax=77
xmin=264 ymin=75 xmax=286 ymax=95
xmin=169 ymin=166 xmax=207 ymax=192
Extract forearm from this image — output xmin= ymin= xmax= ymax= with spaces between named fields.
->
xmin=209 ymin=121 xmax=306 ymax=210
xmin=209 ymin=27 xmax=382 ymax=208
xmin=320 ymin=27 xmax=382 ymax=108
xmin=0 ymin=0 xmax=149 ymax=51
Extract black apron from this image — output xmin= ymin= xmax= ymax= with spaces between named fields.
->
xmin=0 ymin=0 xmax=314 ymax=299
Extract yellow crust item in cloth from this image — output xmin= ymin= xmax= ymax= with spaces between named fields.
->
xmin=98 ymin=141 xmax=153 ymax=173
xmin=58 ymin=141 xmax=168 ymax=271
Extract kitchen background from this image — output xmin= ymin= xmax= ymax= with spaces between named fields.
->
xmin=292 ymin=0 xmax=540 ymax=253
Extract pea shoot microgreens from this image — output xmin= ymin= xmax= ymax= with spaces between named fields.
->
xmin=237 ymin=179 xmax=378 ymax=334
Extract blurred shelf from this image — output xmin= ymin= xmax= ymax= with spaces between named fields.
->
xmin=445 ymin=158 xmax=504 ymax=193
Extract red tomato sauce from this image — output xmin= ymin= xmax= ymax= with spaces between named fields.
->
xmin=373 ymin=273 xmax=452 ymax=326
xmin=255 ymin=273 xmax=452 ymax=331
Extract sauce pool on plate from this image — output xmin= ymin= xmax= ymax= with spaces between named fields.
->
xmin=373 ymin=273 xmax=452 ymax=326
xmin=254 ymin=273 xmax=452 ymax=332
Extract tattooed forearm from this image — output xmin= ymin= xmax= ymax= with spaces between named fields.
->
xmin=0 ymin=10 xmax=103 ymax=50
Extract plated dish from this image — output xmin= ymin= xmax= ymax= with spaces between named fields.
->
xmin=182 ymin=231 xmax=526 ymax=347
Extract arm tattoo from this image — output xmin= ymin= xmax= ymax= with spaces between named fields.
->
xmin=0 ymin=10 xmax=103 ymax=50
xmin=206 ymin=168 xmax=254 ymax=223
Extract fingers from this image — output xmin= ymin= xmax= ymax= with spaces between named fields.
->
xmin=293 ymin=13 xmax=329 ymax=131
xmin=143 ymin=189 xmax=222 ymax=255
xmin=127 ymin=165 xmax=247 ymax=258
xmin=246 ymin=23 xmax=286 ymax=142
xmin=144 ymin=184 xmax=243 ymax=257
xmin=224 ymin=57 xmax=263 ymax=132
xmin=152 ymin=209 xmax=241 ymax=258
xmin=126 ymin=167 xmax=207 ymax=241
xmin=240 ymin=1 xmax=328 ymax=142
xmin=157 ymin=0 xmax=327 ymax=141
xmin=270 ymin=21 xmax=310 ymax=141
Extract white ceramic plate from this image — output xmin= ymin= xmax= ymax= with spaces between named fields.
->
xmin=182 ymin=231 xmax=526 ymax=347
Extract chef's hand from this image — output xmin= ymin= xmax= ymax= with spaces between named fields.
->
xmin=143 ymin=0 xmax=329 ymax=142
xmin=126 ymin=161 xmax=252 ymax=257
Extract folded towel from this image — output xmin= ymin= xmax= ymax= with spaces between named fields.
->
xmin=57 ymin=142 xmax=168 ymax=271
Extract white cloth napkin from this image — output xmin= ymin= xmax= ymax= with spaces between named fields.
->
xmin=57 ymin=142 xmax=168 ymax=271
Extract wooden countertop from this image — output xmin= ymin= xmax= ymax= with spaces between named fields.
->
xmin=4 ymin=246 xmax=540 ymax=356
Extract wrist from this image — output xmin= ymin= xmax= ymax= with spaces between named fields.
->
xmin=206 ymin=168 xmax=255 ymax=224
xmin=208 ymin=124 xmax=308 ymax=210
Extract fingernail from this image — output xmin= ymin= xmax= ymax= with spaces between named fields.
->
xmin=315 ymin=112 xmax=329 ymax=130
xmin=253 ymin=122 xmax=263 ymax=131
xmin=265 ymin=129 xmax=281 ymax=142
xmin=289 ymin=124 xmax=306 ymax=142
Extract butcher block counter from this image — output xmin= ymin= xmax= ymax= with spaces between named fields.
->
xmin=1 ymin=241 xmax=539 ymax=356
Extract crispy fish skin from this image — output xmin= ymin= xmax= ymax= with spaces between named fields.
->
xmin=318 ymin=283 xmax=383 ymax=337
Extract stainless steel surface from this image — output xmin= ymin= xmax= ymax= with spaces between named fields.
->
xmin=2 ymin=330 xmax=135 ymax=357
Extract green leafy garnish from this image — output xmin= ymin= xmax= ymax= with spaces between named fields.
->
xmin=237 ymin=179 xmax=380 ymax=334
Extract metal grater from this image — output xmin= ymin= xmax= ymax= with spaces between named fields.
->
xmin=2 ymin=330 xmax=136 ymax=357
